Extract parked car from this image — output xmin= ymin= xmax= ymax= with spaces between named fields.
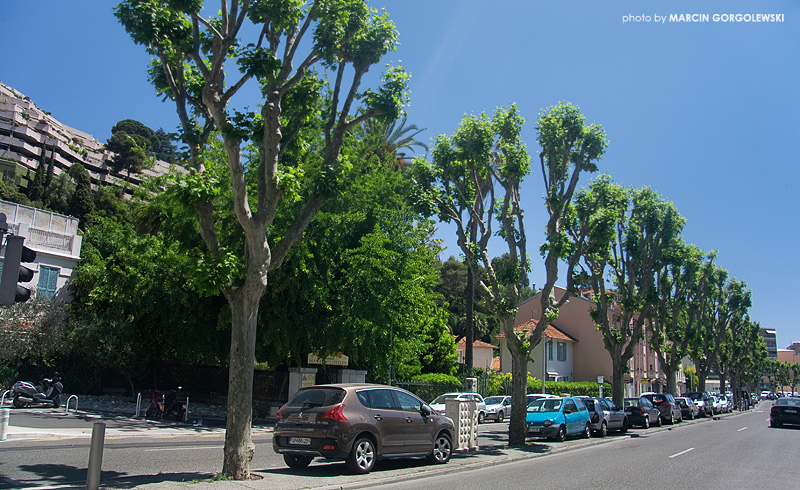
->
xmin=623 ymin=396 xmax=661 ymax=429
xmin=717 ymin=394 xmax=732 ymax=413
xmin=576 ymin=396 xmax=628 ymax=436
xmin=526 ymin=396 xmax=591 ymax=442
xmin=526 ymin=393 xmax=559 ymax=406
xmin=641 ymin=392 xmax=682 ymax=424
xmin=429 ymin=392 xmax=487 ymax=423
xmin=273 ymin=384 xmax=455 ymax=474
xmin=770 ymin=397 xmax=800 ymax=428
xmin=709 ymin=394 xmax=723 ymax=415
xmin=685 ymin=391 xmax=713 ymax=417
xmin=675 ymin=396 xmax=700 ymax=420
xmin=483 ymin=395 xmax=512 ymax=422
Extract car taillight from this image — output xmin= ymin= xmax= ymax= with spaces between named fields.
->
xmin=591 ymin=412 xmax=599 ymax=423
xmin=771 ymin=406 xmax=780 ymax=414
xmin=276 ymin=405 xmax=285 ymax=419
xmin=639 ymin=408 xmax=645 ymax=416
xmin=322 ymin=404 xmax=347 ymax=422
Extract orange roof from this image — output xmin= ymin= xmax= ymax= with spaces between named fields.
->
xmin=455 ymin=338 xmax=496 ymax=349
xmin=496 ymin=319 xmax=577 ymax=342
xmin=492 ymin=356 xmax=501 ymax=371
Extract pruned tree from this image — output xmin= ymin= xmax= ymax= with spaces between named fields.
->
xmin=115 ymin=0 xmax=407 ymax=479
xmin=575 ymin=177 xmax=685 ymax=407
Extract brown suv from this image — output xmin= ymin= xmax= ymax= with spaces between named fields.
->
xmin=273 ymin=383 xmax=455 ymax=474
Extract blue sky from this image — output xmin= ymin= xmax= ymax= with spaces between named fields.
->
xmin=2 ymin=1 xmax=798 ymax=348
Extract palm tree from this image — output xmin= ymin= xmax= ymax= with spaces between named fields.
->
xmin=362 ymin=116 xmax=428 ymax=168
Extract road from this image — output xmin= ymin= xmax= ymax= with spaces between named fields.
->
xmin=0 ymin=403 xmax=793 ymax=489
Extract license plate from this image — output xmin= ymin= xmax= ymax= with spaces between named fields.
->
xmin=290 ymin=437 xmax=311 ymax=445
xmin=785 ymin=409 xmax=797 ymax=414
xmin=529 ymin=427 xmax=541 ymax=433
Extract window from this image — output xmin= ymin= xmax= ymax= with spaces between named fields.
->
xmin=547 ymin=341 xmax=553 ymax=361
xmin=38 ymin=265 xmax=59 ymax=299
xmin=557 ymin=342 xmax=567 ymax=362
xmin=395 ymin=391 xmax=422 ymax=412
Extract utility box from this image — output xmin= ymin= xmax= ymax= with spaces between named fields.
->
xmin=445 ymin=399 xmax=478 ymax=451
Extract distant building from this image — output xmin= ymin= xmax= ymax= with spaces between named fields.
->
xmin=0 ymin=199 xmax=82 ymax=301
xmin=455 ymin=337 xmax=496 ymax=372
xmin=760 ymin=328 xmax=778 ymax=359
xmin=0 ymin=81 xmax=176 ymax=195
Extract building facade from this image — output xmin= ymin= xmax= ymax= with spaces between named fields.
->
xmin=0 ymin=200 xmax=82 ymax=301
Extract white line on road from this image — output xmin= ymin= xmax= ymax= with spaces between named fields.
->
xmin=737 ymin=427 xmax=748 ymax=432
xmin=668 ymin=447 xmax=695 ymax=459
xmin=144 ymin=446 xmax=223 ymax=452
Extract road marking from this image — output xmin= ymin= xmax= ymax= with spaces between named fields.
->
xmin=668 ymin=447 xmax=695 ymax=459
xmin=737 ymin=427 xmax=748 ymax=432
xmin=144 ymin=445 xmax=223 ymax=452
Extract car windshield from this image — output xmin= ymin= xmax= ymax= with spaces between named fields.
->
xmin=527 ymin=399 xmax=562 ymax=413
xmin=484 ymin=397 xmax=505 ymax=405
xmin=776 ymin=398 xmax=800 ymax=407
xmin=623 ymin=399 xmax=639 ymax=408
xmin=686 ymin=393 xmax=702 ymax=400
xmin=431 ymin=394 xmax=459 ymax=404
xmin=676 ymin=399 xmax=688 ymax=407
xmin=287 ymin=387 xmax=346 ymax=408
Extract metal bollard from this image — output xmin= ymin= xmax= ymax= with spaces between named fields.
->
xmin=134 ymin=393 xmax=142 ymax=418
xmin=1 ymin=408 xmax=9 ymax=441
xmin=86 ymin=422 xmax=106 ymax=490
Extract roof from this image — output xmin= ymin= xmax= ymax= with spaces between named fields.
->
xmin=495 ymin=319 xmax=578 ymax=342
xmin=455 ymin=338 xmax=496 ymax=350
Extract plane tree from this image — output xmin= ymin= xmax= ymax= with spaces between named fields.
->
xmin=649 ymin=244 xmax=713 ymax=395
xmin=573 ymin=177 xmax=685 ymax=407
xmin=115 ymin=0 xmax=407 ymax=479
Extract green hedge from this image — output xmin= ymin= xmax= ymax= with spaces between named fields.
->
xmin=486 ymin=371 xmax=611 ymax=398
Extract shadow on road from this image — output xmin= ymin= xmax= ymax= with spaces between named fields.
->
xmin=0 ymin=463 xmax=215 ymax=489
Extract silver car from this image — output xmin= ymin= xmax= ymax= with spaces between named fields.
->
xmin=483 ymin=395 xmax=512 ymax=422
xmin=577 ymin=396 xmax=628 ymax=436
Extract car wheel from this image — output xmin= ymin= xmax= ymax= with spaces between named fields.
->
xmin=669 ymin=413 xmax=675 ymax=425
xmin=598 ymin=421 xmax=608 ymax=437
xmin=656 ymin=415 xmax=662 ymax=427
xmin=427 ymin=432 xmax=452 ymax=464
xmin=689 ymin=411 xmax=695 ymax=420
xmin=554 ymin=425 xmax=566 ymax=442
xmin=346 ymin=437 xmax=376 ymax=474
xmin=643 ymin=416 xmax=650 ymax=429
xmin=619 ymin=417 xmax=628 ymax=433
xmin=283 ymin=454 xmax=313 ymax=470
xmin=497 ymin=411 xmax=504 ymax=423
xmin=582 ymin=424 xmax=591 ymax=439
xmin=478 ymin=411 xmax=486 ymax=424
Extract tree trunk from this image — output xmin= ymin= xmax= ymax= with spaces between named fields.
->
xmin=663 ymin=364 xmax=676 ymax=395
xmin=508 ymin=343 xmax=528 ymax=446
xmin=222 ymin=283 xmax=263 ymax=479
xmin=611 ymin=358 xmax=625 ymax=408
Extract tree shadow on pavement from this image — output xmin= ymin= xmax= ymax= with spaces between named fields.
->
xmin=3 ymin=464 xmax=213 ymax=490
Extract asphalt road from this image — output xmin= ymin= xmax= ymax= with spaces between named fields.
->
xmin=0 ymin=403 xmax=789 ymax=489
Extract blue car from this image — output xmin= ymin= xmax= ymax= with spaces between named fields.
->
xmin=526 ymin=396 xmax=592 ymax=442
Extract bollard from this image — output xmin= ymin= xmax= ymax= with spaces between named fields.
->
xmin=184 ymin=397 xmax=189 ymax=422
xmin=134 ymin=392 xmax=142 ymax=418
xmin=86 ymin=422 xmax=106 ymax=490
xmin=1 ymin=408 xmax=9 ymax=441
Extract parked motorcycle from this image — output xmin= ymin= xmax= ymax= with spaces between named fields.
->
xmin=145 ymin=389 xmax=186 ymax=421
xmin=11 ymin=373 xmax=63 ymax=408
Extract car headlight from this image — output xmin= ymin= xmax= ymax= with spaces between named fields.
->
xmin=543 ymin=420 xmax=552 ymax=427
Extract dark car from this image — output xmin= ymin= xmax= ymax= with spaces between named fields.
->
xmin=623 ymin=396 xmax=661 ymax=428
xmin=685 ymin=391 xmax=713 ymax=417
xmin=675 ymin=396 xmax=700 ymax=420
xmin=641 ymin=392 xmax=682 ymax=424
xmin=770 ymin=397 xmax=800 ymax=428
xmin=576 ymin=396 xmax=628 ymax=436
xmin=273 ymin=384 xmax=455 ymax=474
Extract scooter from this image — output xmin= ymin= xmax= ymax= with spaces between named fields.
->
xmin=11 ymin=373 xmax=64 ymax=408
xmin=145 ymin=389 xmax=186 ymax=421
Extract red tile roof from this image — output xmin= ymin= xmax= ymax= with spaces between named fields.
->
xmin=496 ymin=319 xmax=577 ymax=342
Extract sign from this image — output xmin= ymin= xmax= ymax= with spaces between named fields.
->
xmin=301 ymin=373 xmax=316 ymax=388
xmin=597 ymin=376 xmax=604 ymax=384
xmin=307 ymin=352 xmax=349 ymax=366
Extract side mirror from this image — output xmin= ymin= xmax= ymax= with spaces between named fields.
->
xmin=420 ymin=404 xmax=432 ymax=417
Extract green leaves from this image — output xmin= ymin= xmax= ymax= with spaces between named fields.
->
xmin=192 ymin=249 xmax=246 ymax=296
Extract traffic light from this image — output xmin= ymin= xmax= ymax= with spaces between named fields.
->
xmin=0 ymin=234 xmax=37 ymax=305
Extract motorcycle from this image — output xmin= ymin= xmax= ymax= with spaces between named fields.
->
xmin=145 ymin=389 xmax=186 ymax=421
xmin=11 ymin=373 xmax=64 ymax=408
